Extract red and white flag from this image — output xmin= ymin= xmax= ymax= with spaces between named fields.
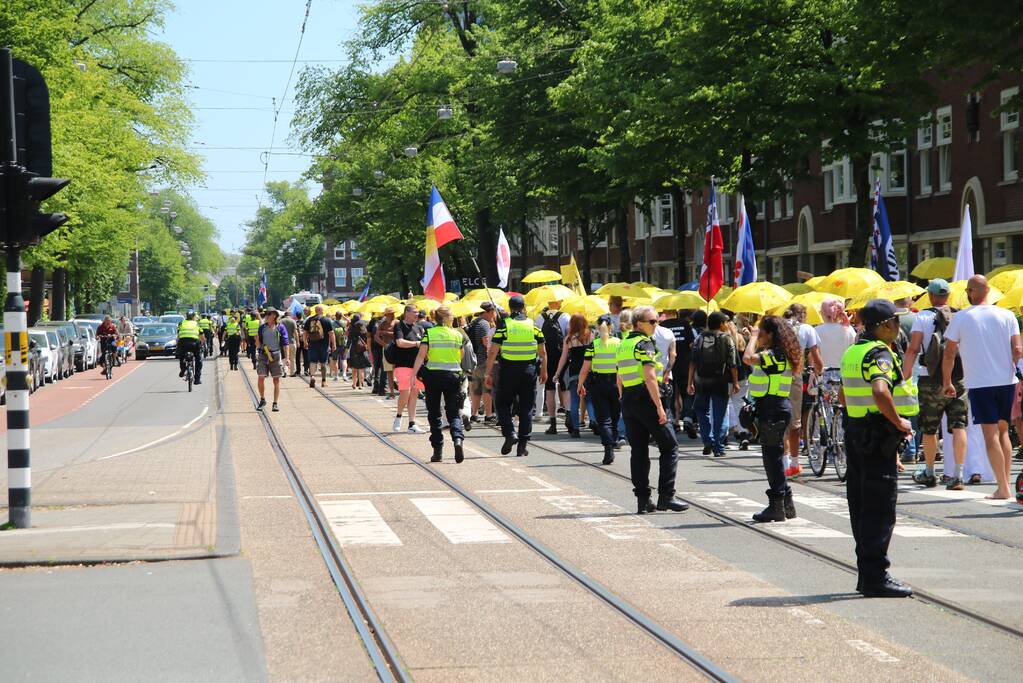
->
xmin=422 ymin=186 xmax=464 ymax=301
xmin=496 ymin=227 xmax=510 ymax=288
xmin=699 ymin=179 xmax=724 ymax=301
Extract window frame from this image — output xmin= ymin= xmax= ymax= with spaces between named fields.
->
xmin=350 ymin=267 xmax=364 ymax=284
xmin=333 ymin=243 xmax=346 ymax=259
xmin=333 ymin=267 xmax=347 ymax=288
xmin=658 ymin=194 xmax=674 ymax=234
xmin=1001 ymin=87 xmax=1019 ymax=181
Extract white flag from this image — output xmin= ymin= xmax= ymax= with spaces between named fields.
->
xmin=953 ymin=204 xmax=974 ymax=282
xmin=496 ymin=228 xmax=511 ymax=288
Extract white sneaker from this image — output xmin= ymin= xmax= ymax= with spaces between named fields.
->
xmin=392 ymin=416 xmax=403 ymax=432
xmin=408 ymin=423 xmax=424 ymax=434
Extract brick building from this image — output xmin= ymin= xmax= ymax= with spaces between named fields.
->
xmin=508 ymin=69 xmax=1022 ymax=290
xmin=322 ymin=239 xmax=367 ymax=300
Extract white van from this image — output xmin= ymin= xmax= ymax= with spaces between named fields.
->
xmin=287 ymin=291 xmax=323 ymax=308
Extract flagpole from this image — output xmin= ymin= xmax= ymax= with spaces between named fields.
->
xmin=470 ymin=257 xmax=499 ymax=311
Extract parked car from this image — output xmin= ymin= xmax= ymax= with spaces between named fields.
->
xmin=0 ymin=331 xmax=42 ymax=395
xmin=159 ymin=314 xmax=184 ymax=327
xmin=73 ymin=319 xmax=101 ymax=368
xmin=70 ymin=320 xmax=98 ymax=370
xmin=35 ymin=322 xmax=76 ymax=379
xmin=72 ymin=313 xmax=106 ymax=322
xmin=135 ymin=323 xmax=179 ymax=360
xmin=132 ymin=316 xmax=155 ymax=326
xmin=29 ymin=329 xmax=58 ymax=384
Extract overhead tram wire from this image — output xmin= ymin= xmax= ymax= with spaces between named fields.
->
xmin=262 ymin=0 xmax=315 ymax=192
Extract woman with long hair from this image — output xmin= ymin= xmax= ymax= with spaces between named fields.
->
xmin=347 ymin=314 xmax=370 ymax=390
xmin=554 ymin=313 xmax=594 ymax=437
xmin=578 ymin=314 xmax=622 ymax=464
xmin=724 ymin=318 xmax=752 ymax=449
xmin=743 ymin=315 xmax=804 ymax=522
xmin=411 ymin=306 xmax=466 ymax=463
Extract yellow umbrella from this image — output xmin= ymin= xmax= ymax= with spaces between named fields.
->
xmin=847 ymin=281 xmax=926 ymax=310
xmin=720 ymin=282 xmax=793 ymax=314
xmin=815 ymin=268 xmax=886 ymax=298
xmin=524 ymin=284 xmax=574 ymax=306
xmin=989 ymin=269 xmax=1023 ymax=294
xmin=561 ymin=295 xmax=610 ymax=322
xmin=622 ymin=295 xmax=654 ymax=308
xmin=630 ymin=281 xmax=657 ymax=289
xmin=642 ymin=286 xmax=670 ymax=300
xmin=988 ymin=264 xmax=1023 ymax=280
xmin=358 ymin=301 xmax=389 ymax=316
xmin=654 ymin=291 xmax=710 ymax=312
xmin=322 ymin=298 xmax=340 ymax=305
xmin=910 ymin=257 xmax=955 ymax=280
xmin=367 ymin=294 xmax=399 ymax=305
xmin=712 ymin=285 xmax=733 ymax=303
xmin=996 ymin=286 xmax=1023 ymax=311
xmin=412 ymin=298 xmax=442 ymax=314
xmin=782 ymin=291 xmax=844 ymax=324
xmin=521 ymin=269 xmax=563 ymax=284
xmin=449 ymin=299 xmax=483 ymax=318
xmin=769 ymin=301 xmax=824 ymax=325
xmin=595 ymin=282 xmax=647 ymax=297
xmin=912 ymin=280 xmax=1004 ymax=310
xmin=804 ymin=275 xmax=827 ymax=290
xmin=782 ymin=283 xmax=813 ymax=295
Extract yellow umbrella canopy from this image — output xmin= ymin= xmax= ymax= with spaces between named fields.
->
xmin=987 ymin=264 xmax=1023 ymax=280
xmin=712 ymin=285 xmax=733 ymax=303
xmin=815 ymin=268 xmax=886 ymax=298
xmin=524 ymin=284 xmax=575 ymax=306
xmin=804 ymin=275 xmax=827 ymax=290
xmin=910 ymin=257 xmax=956 ymax=280
xmin=630 ymin=281 xmax=657 ymax=289
xmin=782 ymin=283 xmax=813 ymax=295
xmin=846 ymin=281 xmax=926 ymax=310
xmin=561 ymin=295 xmax=610 ymax=322
xmin=367 ymin=294 xmax=399 ymax=305
xmin=595 ymin=282 xmax=647 ymax=297
xmin=358 ymin=300 xmax=389 ymax=316
xmin=448 ymin=299 xmax=483 ymax=318
xmin=621 ymin=295 xmax=654 ymax=308
xmin=989 ymin=269 xmax=1023 ymax=294
xmin=912 ymin=280 xmax=1004 ymax=310
xmin=463 ymin=287 xmax=510 ymax=304
xmin=654 ymin=291 xmax=710 ymax=312
xmin=521 ymin=269 xmax=563 ymax=284
xmin=720 ymin=282 xmax=793 ymax=314
xmin=339 ymin=300 xmax=361 ymax=313
xmin=411 ymin=298 xmax=442 ymax=314
xmin=769 ymin=301 xmax=824 ymax=325
xmin=779 ymin=291 xmax=844 ymax=324
xmin=642 ymin=286 xmax=670 ymax=300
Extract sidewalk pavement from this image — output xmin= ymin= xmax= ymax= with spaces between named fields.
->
xmin=0 ymin=362 xmax=234 ymax=565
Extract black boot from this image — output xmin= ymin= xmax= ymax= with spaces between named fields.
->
xmin=752 ymin=491 xmax=786 ymax=523
xmin=783 ymin=491 xmax=797 ymax=519
xmin=430 ymin=445 xmax=442 ymax=463
xmin=545 ymin=417 xmax=557 ymax=435
xmin=453 ymin=439 xmax=464 ymax=464
xmin=516 ymin=442 xmax=529 ymax=457
xmin=859 ymin=575 xmax=913 ymax=598
xmin=656 ymin=496 xmax=690 ymax=512
xmin=637 ymin=496 xmax=656 ymax=514
xmin=601 ymin=445 xmax=614 ymax=466
xmin=501 ymin=436 xmax=518 ymax=455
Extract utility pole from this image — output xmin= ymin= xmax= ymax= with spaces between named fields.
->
xmin=1 ymin=49 xmax=70 ymax=528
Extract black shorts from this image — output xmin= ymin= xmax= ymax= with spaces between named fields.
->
xmin=544 ymin=350 xmax=564 ymax=391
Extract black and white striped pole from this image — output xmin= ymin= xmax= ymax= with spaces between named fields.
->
xmin=4 ymin=246 xmax=30 ymax=528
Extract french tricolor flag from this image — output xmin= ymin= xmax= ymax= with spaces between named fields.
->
xmin=422 ymin=186 xmax=464 ymax=301
xmin=734 ymin=194 xmax=757 ymax=287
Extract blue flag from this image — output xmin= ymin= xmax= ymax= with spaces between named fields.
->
xmin=257 ymin=270 xmax=268 ymax=305
xmin=870 ymin=178 xmax=899 ymax=281
xmin=733 ymin=195 xmax=758 ymax=287
xmin=358 ymin=278 xmax=372 ymax=302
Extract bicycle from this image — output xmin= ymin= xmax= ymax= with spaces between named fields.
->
xmin=183 ymin=350 xmax=196 ymax=392
xmin=803 ymin=368 xmax=847 ymax=482
xmin=102 ymin=347 xmax=114 ymax=380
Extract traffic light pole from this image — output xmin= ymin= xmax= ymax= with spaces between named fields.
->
xmin=1 ymin=48 xmax=30 ymax=528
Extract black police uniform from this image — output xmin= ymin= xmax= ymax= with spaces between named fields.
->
xmin=492 ymin=312 xmax=544 ymax=455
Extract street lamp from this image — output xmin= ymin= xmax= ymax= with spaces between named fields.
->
xmin=172 ymin=226 xmax=183 ymax=234
xmin=352 ymin=187 xmax=363 ymax=196
xmin=373 ymin=169 xmax=385 ymax=179
xmin=437 ymin=105 xmax=453 ymax=120
xmin=404 ymin=146 xmax=418 ymax=158
xmin=497 ymin=58 xmax=517 ymax=75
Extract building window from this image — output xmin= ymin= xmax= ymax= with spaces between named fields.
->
xmin=888 ymin=149 xmax=906 ymax=192
xmin=936 ymin=105 xmax=952 ymax=191
xmin=334 ymin=267 xmax=347 ymax=288
xmin=784 ymin=182 xmax=794 ymax=217
xmin=755 ymin=200 xmax=766 ymax=220
xmin=333 ymin=243 xmax=345 ymax=259
xmin=559 ymin=222 xmax=569 ymax=256
xmin=546 ymin=218 xmax=558 ymax=253
xmin=658 ymin=194 xmax=674 ymax=234
xmin=918 ymin=121 xmax=933 ymax=194
xmin=772 ymin=196 xmax=782 ymax=221
xmin=635 ymin=202 xmax=648 ymax=239
xmin=771 ymin=258 xmax=782 ymax=282
xmin=717 ymin=192 xmax=731 ymax=224
xmin=993 ymin=237 xmax=1008 ymax=267
xmin=349 ymin=241 xmax=360 ymax=259
xmin=1001 ymin=87 xmax=1019 ymax=181
xmin=821 ymin=142 xmax=855 ymax=208
xmin=350 ymin=267 xmax=364 ymax=285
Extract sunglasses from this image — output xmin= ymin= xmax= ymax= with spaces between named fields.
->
xmin=638 ymin=318 xmax=658 ymax=325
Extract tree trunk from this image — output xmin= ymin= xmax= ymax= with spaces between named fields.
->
xmin=850 ymin=155 xmax=873 ymax=267
xmin=579 ymin=214 xmax=593 ymax=293
xmin=518 ymin=214 xmax=530 ymax=276
xmin=400 ymin=271 xmax=410 ymax=298
xmin=476 ymin=206 xmax=496 ymax=285
xmin=616 ymin=205 xmax=631 ymax=281
xmin=28 ymin=265 xmax=45 ymax=326
xmin=52 ymin=267 xmax=66 ymax=320
xmin=670 ymin=186 xmax=687 ymax=285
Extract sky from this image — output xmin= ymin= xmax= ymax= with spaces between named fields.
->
xmin=158 ymin=0 xmax=364 ymax=255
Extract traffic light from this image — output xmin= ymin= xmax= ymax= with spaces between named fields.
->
xmin=0 ymin=165 xmax=68 ymax=247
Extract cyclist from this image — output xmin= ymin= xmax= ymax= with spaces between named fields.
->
xmin=96 ymin=316 xmax=118 ymax=374
xmin=198 ymin=314 xmax=214 ymax=356
xmin=176 ymin=311 xmax=203 ymax=385
xmin=115 ymin=315 xmax=135 ymax=364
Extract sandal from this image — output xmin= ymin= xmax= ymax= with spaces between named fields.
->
xmin=967 ymin=474 xmax=982 ymax=485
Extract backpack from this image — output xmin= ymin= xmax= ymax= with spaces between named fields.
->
xmin=383 ymin=341 xmax=398 ymax=365
xmin=694 ymin=331 xmax=729 ymax=379
xmin=460 ymin=334 xmax=477 ymax=374
xmin=307 ymin=316 xmax=324 ymax=343
xmin=923 ymin=306 xmax=964 ymax=382
xmin=541 ymin=310 xmax=564 ymax=348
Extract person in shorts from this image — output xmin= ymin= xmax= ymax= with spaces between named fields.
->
xmin=374 ymin=307 xmax=398 ymax=397
xmin=392 ymin=304 xmax=426 ymax=433
xmin=303 ymin=305 xmax=335 ymax=388
xmin=783 ymin=303 xmax=824 ymax=478
xmin=256 ymin=309 xmax=289 ymax=412
xmin=466 ymin=301 xmax=497 ymax=423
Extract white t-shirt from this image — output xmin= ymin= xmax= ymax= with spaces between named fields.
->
xmin=908 ymin=309 xmax=938 ymax=377
xmin=794 ymin=323 xmax=820 ymax=352
xmin=534 ymin=310 xmax=569 ymax=338
xmin=943 ymin=304 xmax=1020 ymax=389
xmin=652 ymin=325 xmax=676 ymax=373
xmin=814 ymin=323 xmax=856 ymax=368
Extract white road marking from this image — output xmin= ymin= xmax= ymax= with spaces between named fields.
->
xmin=899 ymin=485 xmax=1023 ymax=509
xmin=846 ymin=639 xmax=899 ymax=663
xmin=315 ymin=490 xmax=447 ymax=497
xmin=788 ymin=607 xmax=825 ymax=627
xmin=410 ymin=497 xmax=511 ymax=544
xmin=320 ymin=500 xmax=402 ymax=546
xmin=792 ymin=491 xmax=963 ymax=538
xmin=99 ymin=406 xmax=210 ymax=460
xmin=0 ymin=522 xmax=176 ymax=537
xmin=682 ymin=491 xmax=850 ymax=538
xmin=477 ymin=476 xmax=562 ymax=494
xmin=543 ymin=495 xmax=679 ymax=542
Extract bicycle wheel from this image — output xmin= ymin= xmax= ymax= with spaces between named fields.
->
xmin=806 ymin=400 xmax=828 ymax=477
xmin=832 ymin=405 xmax=848 ymax=482
xmin=105 ymin=354 xmax=113 ymax=380
xmin=187 ymin=362 xmax=193 ymax=392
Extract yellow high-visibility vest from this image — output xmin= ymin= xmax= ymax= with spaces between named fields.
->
xmin=749 ymin=349 xmax=792 ymax=398
xmin=617 ymin=333 xmax=653 ymax=388
xmin=178 ymin=320 xmax=200 ymax=340
xmin=590 ymin=336 xmax=620 ymax=375
xmin=499 ymin=318 xmax=538 ymax=361
xmin=425 ymin=326 xmax=462 ymax=372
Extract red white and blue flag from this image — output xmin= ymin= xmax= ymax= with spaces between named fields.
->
xmin=422 ymin=186 xmax=464 ymax=301
xmin=358 ymin=278 xmax=372 ymax=302
xmin=699 ymin=179 xmax=724 ymax=301
xmin=870 ymin=177 xmax=899 ymax=281
xmin=733 ymin=194 xmax=757 ymax=287
xmin=257 ymin=270 xmax=267 ymax=305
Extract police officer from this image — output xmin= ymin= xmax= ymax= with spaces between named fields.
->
xmin=198 ymin=314 xmax=213 ymax=356
xmin=411 ymin=305 xmax=466 ymax=463
xmin=617 ymin=305 xmax=688 ymax=514
xmin=840 ymin=299 xmax=915 ymax=598
xmin=176 ymin=312 xmax=203 ymax=385
xmin=484 ymin=295 xmax=546 ymax=457
xmin=225 ymin=311 xmax=242 ymax=370
xmin=244 ymin=309 xmax=261 ymax=368
xmin=742 ymin=315 xmax=802 ymax=522
xmin=577 ymin=314 xmax=622 ymax=465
